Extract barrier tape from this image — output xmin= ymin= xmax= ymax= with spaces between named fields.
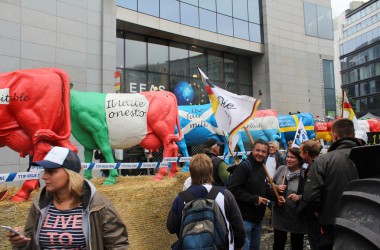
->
xmin=0 ymin=151 xmax=251 ymax=183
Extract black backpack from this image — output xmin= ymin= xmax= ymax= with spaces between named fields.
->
xmin=179 ymin=186 xmax=229 ymax=250
xmin=226 ymin=159 xmax=252 ymax=188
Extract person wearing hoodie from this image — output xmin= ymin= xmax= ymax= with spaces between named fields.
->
xmin=303 ymin=118 xmax=360 ymax=250
xmin=6 ymin=146 xmax=129 ymax=250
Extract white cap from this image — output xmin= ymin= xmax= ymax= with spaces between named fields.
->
xmin=355 ymin=130 xmax=368 ymax=144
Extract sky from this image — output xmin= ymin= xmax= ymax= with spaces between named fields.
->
xmin=331 ymin=0 xmax=369 ymax=17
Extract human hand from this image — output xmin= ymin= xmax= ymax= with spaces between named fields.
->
xmin=287 ymin=194 xmax=300 ymax=202
xmin=277 ymin=196 xmax=286 ymax=206
xmin=6 ymin=227 xmax=30 ymax=247
xmin=258 ymin=196 xmax=268 ymax=206
xmin=276 ymin=184 xmax=287 ymax=192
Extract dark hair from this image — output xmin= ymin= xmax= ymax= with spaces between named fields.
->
xmin=332 ymin=118 xmax=355 ymax=139
xmin=190 ymin=154 xmax=214 ymax=185
xmin=252 ymin=139 xmax=269 ymax=151
xmin=287 ymin=147 xmax=303 ymax=167
xmin=301 ymin=140 xmax=321 ymax=157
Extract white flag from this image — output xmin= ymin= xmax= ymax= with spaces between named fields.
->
xmin=291 ymin=118 xmax=309 ymax=148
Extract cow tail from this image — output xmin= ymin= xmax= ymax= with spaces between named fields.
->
xmin=33 ymin=68 xmax=72 ymax=144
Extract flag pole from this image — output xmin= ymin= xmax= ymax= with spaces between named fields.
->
xmin=222 ymin=131 xmax=238 ymax=165
xmin=243 ymin=126 xmax=281 ymax=200
xmin=341 ymin=89 xmax=345 ymax=118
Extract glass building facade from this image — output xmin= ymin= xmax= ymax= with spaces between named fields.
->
xmin=116 ymin=31 xmax=252 ymax=105
xmin=340 ymin=0 xmax=380 ymax=116
xmin=116 ymin=0 xmax=263 ymax=43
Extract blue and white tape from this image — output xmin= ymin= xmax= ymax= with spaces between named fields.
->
xmin=0 ymin=151 xmax=251 ymax=182
xmin=0 ymin=172 xmax=41 ymax=183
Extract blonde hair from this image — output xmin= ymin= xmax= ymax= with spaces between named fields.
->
xmin=190 ymin=154 xmax=214 ymax=185
xmin=48 ymin=168 xmax=84 ymax=208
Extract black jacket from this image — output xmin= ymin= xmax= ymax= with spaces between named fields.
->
xmin=228 ymin=154 xmax=277 ymax=223
xmin=270 ymin=151 xmax=285 ymax=170
xmin=303 ymin=138 xmax=359 ymax=225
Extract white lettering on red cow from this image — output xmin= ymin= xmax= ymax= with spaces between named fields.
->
xmin=105 ymin=93 xmax=149 ymax=149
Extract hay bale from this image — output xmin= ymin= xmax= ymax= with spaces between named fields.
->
xmin=0 ymin=172 xmax=190 ymax=250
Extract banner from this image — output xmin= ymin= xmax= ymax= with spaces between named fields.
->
xmin=198 ymin=68 xmax=260 ymax=150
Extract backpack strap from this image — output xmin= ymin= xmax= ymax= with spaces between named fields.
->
xmin=179 ymin=190 xmax=195 ymax=203
xmin=206 ymin=186 xmax=222 ymax=200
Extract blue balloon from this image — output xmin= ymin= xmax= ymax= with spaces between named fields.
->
xmin=174 ymin=81 xmax=194 ymax=105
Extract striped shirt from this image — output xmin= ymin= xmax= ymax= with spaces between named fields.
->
xmin=39 ymin=203 xmax=86 ymax=249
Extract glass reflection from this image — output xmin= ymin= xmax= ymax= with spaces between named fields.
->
xmin=200 ymin=9 xmax=217 ymax=32
xmin=233 ymin=0 xmax=248 ymax=21
xmin=148 ymin=40 xmax=168 ymax=73
xmin=138 ymin=0 xmax=159 ymax=16
xmin=116 ymin=0 xmax=137 ymax=10
xmin=217 ymin=0 xmax=232 ymax=16
xmin=125 ymin=35 xmax=146 ymax=70
xmin=248 ymin=0 xmax=260 ymax=24
xmin=124 ymin=70 xmax=147 ymax=93
xmin=180 ymin=3 xmax=199 ymax=28
xmin=170 ymin=43 xmax=189 ymax=76
xmin=199 ymin=0 xmax=216 ymax=11
xmin=249 ymin=22 xmax=261 ymax=43
xmin=160 ymin=0 xmax=180 ymax=22
xmin=217 ymin=14 xmax=233 ymax=36
xmin=234 ymin=18 xmax=249 ymax=40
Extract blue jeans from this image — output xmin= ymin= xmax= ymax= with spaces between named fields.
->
xmin=243 ymin=220 xmax=262 ymax=250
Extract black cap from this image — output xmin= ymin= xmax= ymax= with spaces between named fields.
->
xmin=32 ymin=147 xmax=81 ymax=173
xmin=203 ymin=138 xmax=223 ymax=148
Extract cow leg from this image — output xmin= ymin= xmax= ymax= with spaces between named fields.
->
xmin=165 ymin=136 xmax=179 ymax=177
xmin=177 ymin=139 xmax=190 ymax=172
xmin=12 ymin=141 xmax=51 ymax=202
xmin=83 ymin=148 xmax=94 ymax=180
xmin=100 ymin=146 xmax=119 ymax=186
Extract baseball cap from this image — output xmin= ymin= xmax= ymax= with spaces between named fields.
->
xmin=203 ymin=138 xmax=223 ymax=148
xmin=32 ymin=147 xmax=81 ymax=173
xmin=355 ymin=130 xmax=368 ymax=144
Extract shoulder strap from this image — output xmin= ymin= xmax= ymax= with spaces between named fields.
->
xmin=206 ymin=186 xmax=222 ymax=200
xmin=179 ymin=190 xmax=195 ymax=203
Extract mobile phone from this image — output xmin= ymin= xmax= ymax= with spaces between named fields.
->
xmin=1 ymin=226 xmax=21 ymax=236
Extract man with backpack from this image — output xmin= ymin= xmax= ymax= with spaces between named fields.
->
xmin=228 ymin=139 xmax=283 ymax=250
xmin=167 ymin=154 xmax=245 ymax=250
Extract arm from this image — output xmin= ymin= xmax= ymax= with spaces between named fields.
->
xmin=303 ymin=159 xmax=325 ymax=211
xmin=223 ymin=190 xmax=245 ymax=248
xmin=166 ymin=197 xmax=182 ymax=237
xmin=102 ymin=200 xmax=129 ymax=249
xmin=218 ymin=161 xmax=230 ymax=185
xmin=228 ymin=163 xmax=259 ymax=206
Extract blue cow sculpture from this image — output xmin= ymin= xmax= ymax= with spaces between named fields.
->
xmin=278 ymin=112 xmax=316 ymax=149
xmin=238 ymin=109 xmax=281 ymax=143
xmin=175 ymin=103 xmax=246 ymax=172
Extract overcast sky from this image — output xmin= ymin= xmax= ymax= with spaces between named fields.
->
xmin=331 ymin=0 xmax=369 ymax=17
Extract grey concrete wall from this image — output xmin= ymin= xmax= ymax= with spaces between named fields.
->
xmin=255 ymin=0 xmax=334 ymax=116
xmin=0 ymin=0 xmax=116 ymax=185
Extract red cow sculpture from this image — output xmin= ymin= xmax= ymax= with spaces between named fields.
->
xmin=0 ymin=68 xmax=77 ymax=202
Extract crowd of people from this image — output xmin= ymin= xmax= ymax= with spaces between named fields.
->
xmin=5 ymin=118 xmax=363 ymax=249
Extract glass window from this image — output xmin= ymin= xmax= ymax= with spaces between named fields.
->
xmin=138 ymin=0 xmax=159 ymax=17
xmin=148 ymin=73 xmax=169 ymax=91
xmin=148 ymin=38 xmax=168 ymax=73
xmin=344 ymin=84 xmax=359 ymax=98
xmin=324 ymin=88 xmax=336 ymax=115
xmin=124 ymin=70 xmax=147 ymax=93
xmin=199 ymin=0 xmax=216 ymax=11
xmin=170 ymin=43 xmax=189 ymax=76
xmin=304 ymin=2 xmax=317 ymax=37
xmin=217 ymin=14 xmax=233 ymax=36
xmin=125 ymin=34 xmax=146 ymax=70
xmin=233 ymin=0 xmax=248 ymax=21
xmin=180 ymin=3 xmax=199 ymax=28
xmin=323 ymin=60 xmax=334 ymax=88
xmin=116 ymin=0 xmax=137 ymax=10
xmin=182 ymin=0 xmax=198 ymax=6
xmin=116 ymin=37 xmax=124 ymax=68
xmin=191 ymin=77 xmax=210 ymax=105
xmin=238 ymin=56 xmax=251 ymax=85
xmin=224 ymin=54 xmax=237 ymax=92
xmin=208 ymin=50 xmax=224 ymax=81
xmin=248 ymin=0 xmax=260 ymax=24
xmin=189 ymin=47 xmax=206 ymax=77
xmin=239 ymin=84 xmax=252 ymax=95
xmin=249 ymin=22 xmax=261 ymax=43
xmin=217 ymin=0 xmax=232 ymax=16
xmin=317 ymin=6 xmax=333 ymax=40
xmin=234 ymin=18 xmax=249 ymax=40
xmin=160 ymin=0 xmax=180 ymax=22
xmin=200 ymin=8 xmax=217 ymax=32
